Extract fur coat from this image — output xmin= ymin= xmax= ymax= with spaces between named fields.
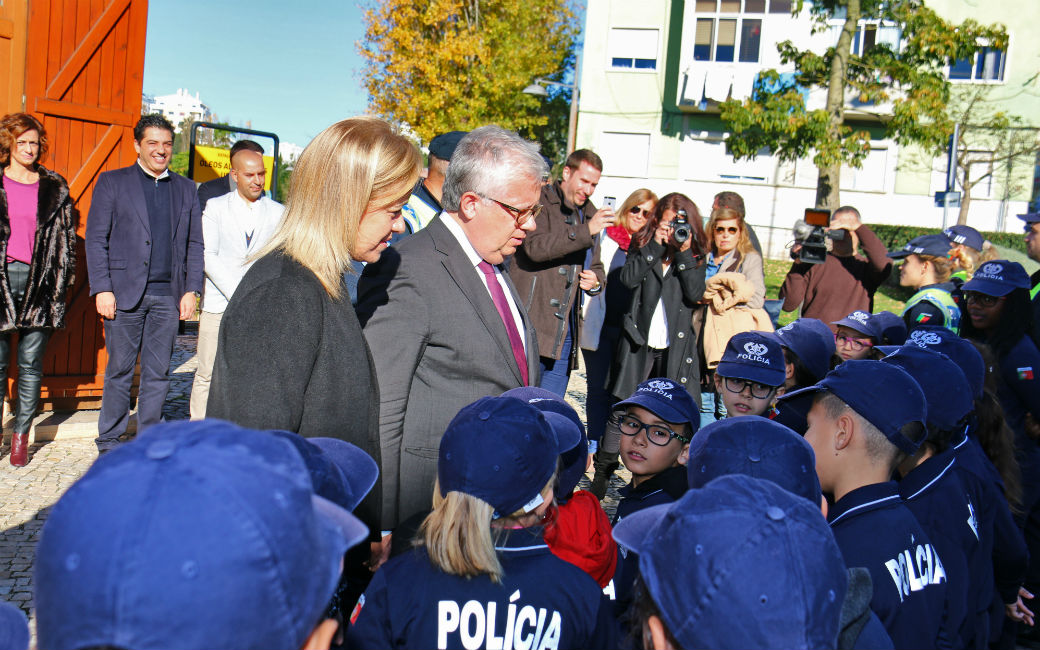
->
xmin=0 ymin=165 xmax=77 ymax=332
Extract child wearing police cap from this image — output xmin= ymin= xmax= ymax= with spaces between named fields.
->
xmin=780 ymin=361 xmax=952 ymax=649
xmin=833 ymin=310 xmax=882 ymax=361
xmin=901 ymin=326 xmax=1032 ymax=645
xmin=687 ymin=416 xmax=895 ymax=649
xmin=609 ymin=378 xmax=698 ymax=619
xmin=773 ymin=317 xmax=836 ymax=392
xmin=713 ymin=331 xmax=786 ymax=417
xmin=348 ymin=396 xmax=617 ymax=650
xmin=503 ymin=386 xmax=618 ymax=589
xmin=614 ymin=475 xmax=850 ymax=649
xmin=880 ymin=346 xmax=982 ymax=648
xmin=35 ymin=420 xmax=376 ymax=650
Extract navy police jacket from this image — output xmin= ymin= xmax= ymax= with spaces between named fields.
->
xmin=609 ymin=466 xmax=687 ymax=616
xmin=953 ymin=432 xmax=1028 ymax=646
xmin=899 ymin=451 xmax=975 ymax=648
xmin=829 ymin=481 xmax=952 ymax=649
xmin=347 ymin=527 xmax=618 ymax=650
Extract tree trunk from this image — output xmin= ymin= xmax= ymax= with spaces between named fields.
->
xmin=815 ymin=0 xmax=860 ymax=211
xmin=957 ymin=189 xmax=971 ymax=225
xmin=816 ymin=163 xmax=841 ymax=211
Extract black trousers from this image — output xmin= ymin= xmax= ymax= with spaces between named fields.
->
xmin=0 ymin=261 xmax=51 ymax=434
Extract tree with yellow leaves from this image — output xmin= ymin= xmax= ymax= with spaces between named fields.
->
xmin=359 ymin=0 xmax=578 ymax=162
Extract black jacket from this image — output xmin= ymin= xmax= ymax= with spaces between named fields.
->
xmin=0 ymin=165 xmax=76 ymax=332
xmin=208 ymin=251 xmax=382 ymax=531
xmin=608 ymin=240 xmax=705 ymax=404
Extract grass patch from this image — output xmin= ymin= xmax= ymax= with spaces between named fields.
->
xmin=764 ymin=258 xmax=908 ymax=328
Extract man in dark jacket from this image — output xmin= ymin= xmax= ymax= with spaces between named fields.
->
xmin=86 ymin=114 xmax=203 ymax=441
xmin=508 ymin=149 xmax=609 ymax=396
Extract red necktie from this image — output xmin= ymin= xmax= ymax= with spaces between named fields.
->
xmin=478 ymin=261 xmax=529 ymax=385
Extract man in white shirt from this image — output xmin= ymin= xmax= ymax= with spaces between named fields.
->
xmin=190 ymin=144 xmax=283 ymax=418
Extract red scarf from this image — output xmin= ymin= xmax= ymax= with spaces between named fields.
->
xmin=606 ymin=224 xmax=632 ymax=252
xmin=543 ymin=490 xmax=618 ymax=587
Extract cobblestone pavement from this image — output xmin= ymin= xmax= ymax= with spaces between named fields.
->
xmin=0 ymin=330 xmax=628 ymax=643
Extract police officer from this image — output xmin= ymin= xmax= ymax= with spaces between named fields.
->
xmin=1018 ymin=212 xmax=1040 ymax=343
xmin=347 ymin=396 xmax=618 ymax=649
xmin=888 ymin=234 xmax=962 ymax=334
xmin=398 ymin=131 xmax=466 ymax=235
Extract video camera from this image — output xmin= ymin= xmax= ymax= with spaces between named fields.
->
xmin=791 ymin=208 xmax=844 ymax=264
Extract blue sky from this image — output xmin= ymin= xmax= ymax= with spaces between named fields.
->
xmin=144 ymin=0 xmax=369 ymax=148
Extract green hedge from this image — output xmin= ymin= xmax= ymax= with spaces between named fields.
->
xmin=867 ymin=223 xmax=1027 ymax=255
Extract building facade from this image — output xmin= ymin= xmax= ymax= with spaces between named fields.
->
xmin=576 ymin=0 xmax=1040 ymax=257
xmin=146 ymin=88 xmax=211 ymax=132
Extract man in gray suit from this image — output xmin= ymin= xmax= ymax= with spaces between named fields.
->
xmin=357 ymin=126 xmax=545 ymax=530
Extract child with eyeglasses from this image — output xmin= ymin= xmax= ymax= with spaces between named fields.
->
xmin=608 ymin=378 xmax=698 ymax=620
xmin=832 ymin=309 xmax=882 ymax=361
xmin=712 ymin=331 xmax=786 ymax=417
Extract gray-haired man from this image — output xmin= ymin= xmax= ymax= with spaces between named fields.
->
xmin=357 ymin=125 xmax=545 ymax=530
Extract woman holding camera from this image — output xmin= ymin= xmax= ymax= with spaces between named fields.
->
xmin=608 ymin=192 xmax=707 ymax=408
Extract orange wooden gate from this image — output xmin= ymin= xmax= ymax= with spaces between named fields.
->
xmin=18 ymin=0 xmax=149 ymax=409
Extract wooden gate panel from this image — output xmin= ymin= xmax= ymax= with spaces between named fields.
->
xmin=19 ymin=0 xmax=148 ymax=408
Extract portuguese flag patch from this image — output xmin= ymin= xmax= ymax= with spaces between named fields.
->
xmin=1019 ymin=367 xmax=1035 ymax=380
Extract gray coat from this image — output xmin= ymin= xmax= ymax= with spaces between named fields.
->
xmin=357 ymin=216 xmax=540 ymax=528
xmin=207 ymin=251 xmax=382 ymax=531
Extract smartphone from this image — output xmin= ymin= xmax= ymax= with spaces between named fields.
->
xmin=603 ymin=196 xmax=616 ymax=210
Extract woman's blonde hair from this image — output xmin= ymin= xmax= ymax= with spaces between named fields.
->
xmin=255 ymin=117 xmax=420 ymax=298
xmin=419 ymin=477 xmax=555 ymax=584
xmin=707 ymin=206 xmax=753 ymax=256
xmin=616 ymin=189 xmax=657 ymax=234
xmin=917 ymin=253 xmax=955 ymax=283
xmin=950 ymin=246 xmax=979 ymax=278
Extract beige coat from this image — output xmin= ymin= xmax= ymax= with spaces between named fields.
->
xmin=701 ymin=271 xmax=774 ymax=369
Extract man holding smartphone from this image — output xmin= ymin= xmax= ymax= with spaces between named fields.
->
xmin=508 ymin=149 xmax=611 ymax=396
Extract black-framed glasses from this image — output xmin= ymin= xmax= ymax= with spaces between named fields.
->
xmin=834 ymin=333 xmax=874 ymax=352
xmin=476 ymin=193 xmax=541 ymax=226
xmin=714 ymin=226 xmax=739 ymax=235
xmin=629 ymin=206 xmax=652 ymax=218
xmin=722 ymin=377 xmax=776 ymax=399
xmin=965 ymin=292 xmax=1003 ymax=308
xmin=616 ymin=413 xmax=689 ymax=446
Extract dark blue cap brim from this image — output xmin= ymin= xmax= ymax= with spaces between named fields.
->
xmin=832 ymin=318 xmax=875 ymax=337
xmin=307 ymin=438 xmax=380 ymax=512
xmin=875 ymin=345 xmax=900 ymax=356
xmin=886 ymin=249 xmax=911 ymax=259
xmin=715 ymin=360 xmax=785 ymax=388
xmin=614 ymin=394 xmax=696 ymax=428
xmin=1018 ymin=213 xmax=1040 ymax=224
xmin=962 ymin=277 xmax=1020 ymax=297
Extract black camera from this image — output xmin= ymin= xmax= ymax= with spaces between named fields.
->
xmin=673 ymin=209 xmax=691 ymax=245
xmin=791 ymin=208 xmax=844 ymax=264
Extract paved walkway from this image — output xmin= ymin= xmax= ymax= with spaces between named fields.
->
xmin=0 ymin=332 xmax=627 ymax=643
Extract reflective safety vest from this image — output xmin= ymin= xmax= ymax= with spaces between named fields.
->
xmin=401 ymin=193 xmax=440 ymax=233
xmin=903 ymin=287 xmax=961 ymax=334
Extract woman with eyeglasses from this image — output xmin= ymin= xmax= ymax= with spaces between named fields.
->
xmin=608 ymin=193 xmax=708 ymax=423
xmin=705 ymin=206 xmax=765 ymax=308
xmin=888 ymin=234 xmax=964 ymax=334
xmin=960 ymin=260 xmax=1040 ymax=613
xmin=582 ymin=188 xmax=657 ymax=499
xmin=698 ymin=205 xmax=767 ymax=423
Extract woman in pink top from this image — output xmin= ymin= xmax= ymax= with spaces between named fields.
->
xmin=0 ymin=113 xmax=76 ymax=467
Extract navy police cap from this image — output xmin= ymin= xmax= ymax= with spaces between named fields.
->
xmin=779 ymin=360 xmax=927 ymax=456
xmin=887 ymin=234 xmax=953 ymax=259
